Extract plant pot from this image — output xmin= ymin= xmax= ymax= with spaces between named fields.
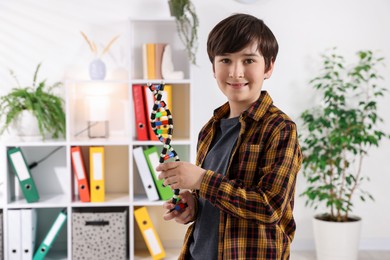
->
xmin=12 ymin=110 xmax=41 ymax=139
xmin=168 ymin=0 xmax=185 ymax=17
xmin=313 ymin=214 xmax=362 ymax=260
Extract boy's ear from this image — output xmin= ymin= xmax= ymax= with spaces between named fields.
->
xmin=264 ymin=61 xmax=275 ymax=79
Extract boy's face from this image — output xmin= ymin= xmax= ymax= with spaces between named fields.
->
xmin=213 ymin=41 xmax=274 ymax=111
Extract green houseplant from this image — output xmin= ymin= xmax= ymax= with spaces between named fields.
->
xmin=299 ymin=48 xmax=389 ymax=259
xmin=0 ymin=63 xmax=66 ymax=139
xmin=168 ymin=0 xmax=199 ymax=65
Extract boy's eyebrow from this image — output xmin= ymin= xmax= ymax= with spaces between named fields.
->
xmin=218 ymin=52 xmax=261 ymax=57
xmin=242 ymin=53 xmax=261 ymax=57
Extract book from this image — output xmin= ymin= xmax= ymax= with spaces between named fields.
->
xmin=154 ymin=43 xmax=166 ymax=79
xmin=146 ymin=43 xmax=156 ymax=80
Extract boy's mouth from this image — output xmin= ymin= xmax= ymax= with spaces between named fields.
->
xmin=227 ymin=82 xmax=248 ymax=88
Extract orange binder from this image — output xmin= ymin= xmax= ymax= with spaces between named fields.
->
xmin=132 ymin=85 xmax=149 ymax=141
xmin=143 ymin=85 xmax=158 ymax=141
xmin=89 ymin=146 xmax=105 ymax=202
xmin=70 ymin=146 xmax=90 ymax=202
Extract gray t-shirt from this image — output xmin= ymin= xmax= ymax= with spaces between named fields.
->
xmin=189 ymin=116 xmax=240 ymax=260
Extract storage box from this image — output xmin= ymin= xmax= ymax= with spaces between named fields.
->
xmin=72 ymin=207 xmax=128 ymax=260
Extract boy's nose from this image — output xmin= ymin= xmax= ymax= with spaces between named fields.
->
xmin=229 ymin=63 xmax=244 ymax=78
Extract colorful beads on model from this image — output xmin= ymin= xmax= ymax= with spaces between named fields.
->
xmin=148 ymin=82 xmax=188 ymax=211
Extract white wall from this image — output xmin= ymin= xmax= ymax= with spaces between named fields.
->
xmin=1 ymin=0 xmax=390 ymax=250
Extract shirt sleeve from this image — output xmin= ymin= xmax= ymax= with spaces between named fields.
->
xmin=198 ymin=121 xmax=302 ymax=224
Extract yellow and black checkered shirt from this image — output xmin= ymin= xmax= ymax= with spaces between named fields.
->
xmin=179 ymin=91 xmax=302 ymax=260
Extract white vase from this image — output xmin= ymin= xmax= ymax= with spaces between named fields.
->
xmin=89 ymin=58 xmax=106 ymax=80
xmin=12 ymin=110 xmax=41 ymax=140
xmin=313 ymin=215 xmax=362 ymax=260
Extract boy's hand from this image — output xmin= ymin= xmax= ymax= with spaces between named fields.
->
xmin=156 ymin=161 xmax=206 ymax=190
xmin=163 ymin=190 xmax=196 ymax=224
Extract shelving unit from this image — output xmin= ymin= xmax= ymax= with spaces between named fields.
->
xmin=128 ymin=16 xmax=194 ymax=260
xmin=0 ymin=17 xmax=194 ymax=259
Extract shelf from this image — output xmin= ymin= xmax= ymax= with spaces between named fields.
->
xmin=70 ymin=136 xmax=131 ymax=146
xmin=72 ymin=193 xmax=130 ymax=207
xmin=131 ymin=79 xmax=191 ymax=84
xmin=132 ymin=139 xmax=192 ymax=146
xmin=0 ymin=16 xmax=194 ymax=260
xmin=132 ymin=195 xmax=164 ymax=206
xmin=7 ymin=194 xmax=69 ymax=208
xmin=2 ymin=139 xmax=67 ymax=147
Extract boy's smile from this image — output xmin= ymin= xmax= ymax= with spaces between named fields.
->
xmin=214 ymin=41 xmax=274 ymax=118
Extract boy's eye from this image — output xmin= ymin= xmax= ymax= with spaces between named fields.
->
xmin=219 ymin=58 xmax=230 ymax=64
xmin=244 ymin=59 xmax=255 ymax=64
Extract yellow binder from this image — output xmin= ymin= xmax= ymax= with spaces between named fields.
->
xmin=89 ymin=146 xmax=105 ymax=202
xmin=134 ymin=207 xmax=166 ymax=260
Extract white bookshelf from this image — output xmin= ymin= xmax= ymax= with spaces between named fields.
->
xmin=0 ymin=17 xmax=194 ymax=259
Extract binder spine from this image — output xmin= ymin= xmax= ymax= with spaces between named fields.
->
xmin=71 ymin=146 xmax=91 ymax=202
xmin=132 ymin=85 xmax=149 ymax=141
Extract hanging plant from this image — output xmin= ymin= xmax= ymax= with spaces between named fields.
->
xmin=168 ymin=0 xmax=199 ymax=65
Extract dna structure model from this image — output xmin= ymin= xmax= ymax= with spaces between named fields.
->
xmin=148 ymin=82 xmax=188 ymax=212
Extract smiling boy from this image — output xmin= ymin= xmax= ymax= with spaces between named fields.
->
xmin=157 ymin=13 xmax=302 ymax=259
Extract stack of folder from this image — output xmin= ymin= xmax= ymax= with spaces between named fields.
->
xmin=133 ymin=146 xmax=173 ymax=202
xmin=132 ymin=84 xmax=172 ymax=141
xmin=7 ymin=208 xmax=67 ymax=260
xmin=7 ymin=209 xmax=37 ymax=260
xmin=70 ymin=146 xmax=106 ymax=203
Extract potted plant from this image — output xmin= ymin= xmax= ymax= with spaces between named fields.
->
xmin=299 ymin=48 xmax=389 ymax=260
xmin=0 ymin=63 xmax=66 ymax=140
xmin=168 ymin=0 xmax=199 ymax=65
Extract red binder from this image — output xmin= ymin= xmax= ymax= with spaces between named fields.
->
xmin=143 ymin=85 xmax=158 ymax=141
xmin=71 ymin=146 xmax=90 ymax=202
xmin=132 ymin=85 xmax=149 ymax=141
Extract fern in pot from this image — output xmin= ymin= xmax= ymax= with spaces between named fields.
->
xmin=0 ymin=63 xmax=66 ymax=140
xmin=299 ymin=49 xmax=389 ymax=260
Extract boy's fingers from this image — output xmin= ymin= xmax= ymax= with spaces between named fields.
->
xmin=156 ymin=161 xmax=179 ymax=172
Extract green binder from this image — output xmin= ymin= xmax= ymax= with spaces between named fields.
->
xmin=143 ymin=146 xmax=174 ymax=200
xmin=33 ymin=209 xmax=67 ymax=260
xmin=7 ymin=147 xmax=40 ymax=203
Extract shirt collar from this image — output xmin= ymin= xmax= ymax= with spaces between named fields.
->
xmin=213 ymin=91 xmax=273 ymax=122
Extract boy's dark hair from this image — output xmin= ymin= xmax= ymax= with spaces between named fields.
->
xmin=207 ymin=13 xmax=278 ymax=72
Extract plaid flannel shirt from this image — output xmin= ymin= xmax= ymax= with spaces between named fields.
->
xmin=179 ymin=91 xmax=302 ymax=260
